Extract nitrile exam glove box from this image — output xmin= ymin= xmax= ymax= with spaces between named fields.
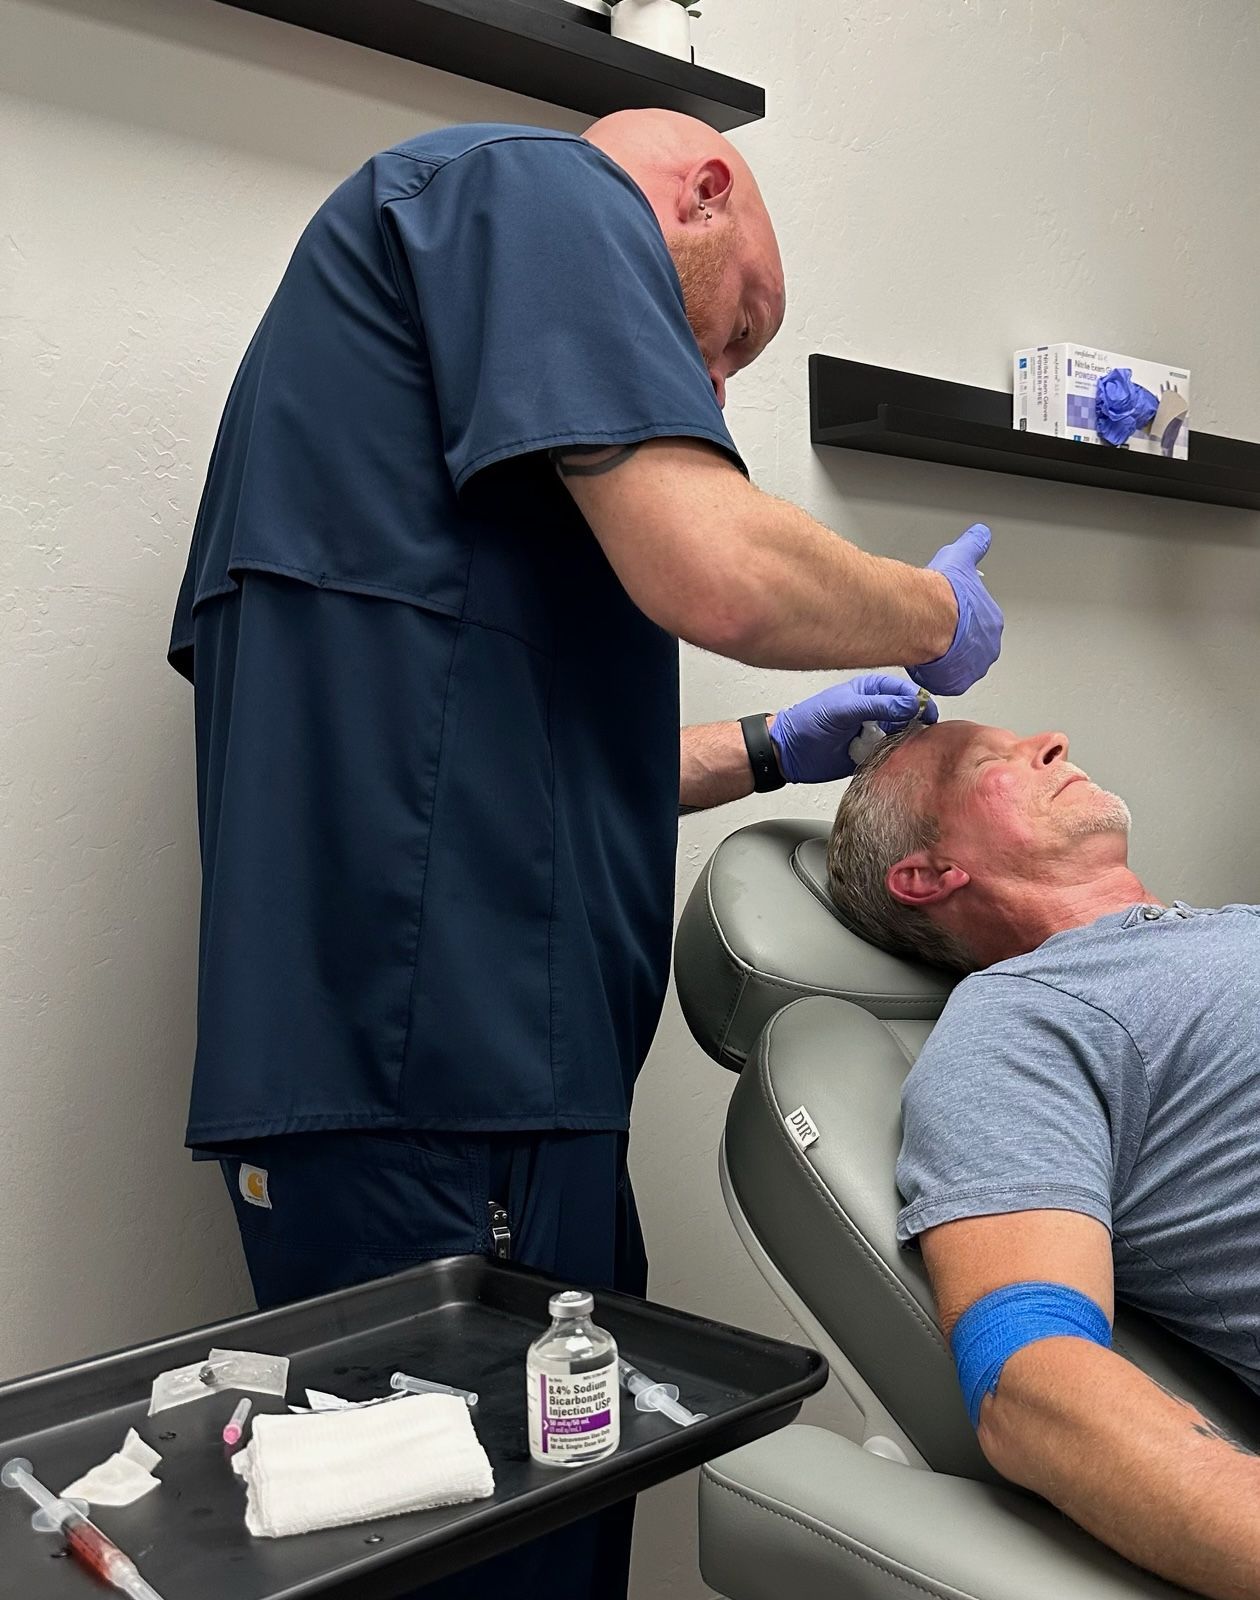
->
xmin=1014 ymin=344 xmax=1190 ymax=459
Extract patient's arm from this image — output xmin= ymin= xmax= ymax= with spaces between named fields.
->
xmin=923 ymin=1210 xmax=1260 ymax=1600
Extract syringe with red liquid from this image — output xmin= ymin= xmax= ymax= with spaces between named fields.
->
xmin=2 ymin=1456 xmax=164 ymax=1599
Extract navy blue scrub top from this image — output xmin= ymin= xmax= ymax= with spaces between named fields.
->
xmin=169 ymin=125 xmax=745 ymax=1148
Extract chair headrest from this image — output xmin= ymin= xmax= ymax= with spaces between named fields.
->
xmin=674 ymin=818 xmax=955 ymax=1072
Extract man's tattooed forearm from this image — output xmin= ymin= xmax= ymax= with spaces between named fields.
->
xmin=550 ymin=442 xmax=644 ymax=478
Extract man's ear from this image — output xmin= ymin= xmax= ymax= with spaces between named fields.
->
xmin=678 ymin=157 xmax=734 ymax=223
xmin=886 ymin=852 xmax=970 ymax=908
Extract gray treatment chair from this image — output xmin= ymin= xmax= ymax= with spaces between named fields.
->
xmin=674 ymin=818 xmax=1260 ymax=1600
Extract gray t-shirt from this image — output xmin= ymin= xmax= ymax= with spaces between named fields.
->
xmin=896 ymin=903 xmax=1260 ymax=1393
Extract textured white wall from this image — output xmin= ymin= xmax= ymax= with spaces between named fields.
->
xmin=3 ymin=2 xmax=1260 ymax=1598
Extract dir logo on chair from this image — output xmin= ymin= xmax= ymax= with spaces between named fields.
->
xmin=783 ymin=1106 xmax=820 ymax=1152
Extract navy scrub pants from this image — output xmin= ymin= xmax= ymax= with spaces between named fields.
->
xmin=220 ymin=1129 xmax=648 ymax=1600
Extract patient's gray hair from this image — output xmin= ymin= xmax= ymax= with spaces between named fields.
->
xmin=826 ymin=727 xmax=978 ymax=974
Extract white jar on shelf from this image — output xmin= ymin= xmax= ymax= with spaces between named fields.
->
xmin=610 ymin=0 xmax=693 ymax=62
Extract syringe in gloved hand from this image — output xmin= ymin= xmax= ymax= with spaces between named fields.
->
xmin=848 ymin=684 xmax=933 ymax=770
xmin=617 ymin=1360 xmax=707 ymax=1428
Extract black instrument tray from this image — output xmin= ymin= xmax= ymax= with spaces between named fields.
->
xmin=0 ymin=1256 xmax=827 ymax=1598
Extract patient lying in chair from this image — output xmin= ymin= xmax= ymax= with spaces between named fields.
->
xmin=827 ymin=719 xmax=1260 ymax=1600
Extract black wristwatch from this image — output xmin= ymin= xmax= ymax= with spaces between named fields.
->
xmin=741 ymin=713 xmax=786 ymax=793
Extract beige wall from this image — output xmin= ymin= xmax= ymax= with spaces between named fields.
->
xmin=3 ymin=2 xmax=1259 ymax=1596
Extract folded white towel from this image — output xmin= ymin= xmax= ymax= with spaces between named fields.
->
xmin=231 ymin=1393 xmax=495 ymax=1538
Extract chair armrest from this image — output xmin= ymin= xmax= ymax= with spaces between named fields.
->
xmin=699 ymin=1426 xmax=1193 ymax=1600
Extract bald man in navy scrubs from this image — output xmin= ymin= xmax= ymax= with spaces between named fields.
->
xmin=170 ymin=109 xmax=1000 ymax=1600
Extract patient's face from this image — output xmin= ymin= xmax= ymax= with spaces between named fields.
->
xmin=891 ymin=721 xmax=1131 ymax=873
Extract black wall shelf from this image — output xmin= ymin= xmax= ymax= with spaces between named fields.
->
xmin=216 ymin=0 xmax=765 ymax=130
xmin=810 ymin=356 xmax=1260 ymax=512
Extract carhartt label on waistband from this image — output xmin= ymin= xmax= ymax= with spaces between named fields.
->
xmin=239 ymin=1164 xmax=272 ymax=1209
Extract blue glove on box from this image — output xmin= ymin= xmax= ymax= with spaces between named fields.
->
xmin=770 ymin=673 xmax=939 ymax=784
xmin=910 ymin=523 xmax=1003 ymax=697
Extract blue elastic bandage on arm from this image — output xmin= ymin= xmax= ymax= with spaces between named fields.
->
xmin=950 ymin=1281 xmax=1112 ymax=1427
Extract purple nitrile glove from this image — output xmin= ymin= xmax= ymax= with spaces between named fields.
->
xmin=1095 ymin=367 xmax=1159 ymax=448
xmin=909 ymin=523 xmax=1003 ymax=698
xmin=769 ymin=673 xmax=939 ymax=784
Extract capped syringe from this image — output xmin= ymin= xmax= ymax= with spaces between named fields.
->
xmin=618 ymin=1360 xmax=707 ymax=1428
xmin=390 ymin=1371 xmax=479 ymax=1407
xmin=2 ymin=1457 xmax=164 ymax=1600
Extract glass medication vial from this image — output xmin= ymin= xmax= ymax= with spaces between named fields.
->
xmin=526 ymin=1289 xmax=619 ymax=1468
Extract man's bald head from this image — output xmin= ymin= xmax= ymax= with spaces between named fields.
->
xmin=585 ymin=109 xmax=784 ymax=407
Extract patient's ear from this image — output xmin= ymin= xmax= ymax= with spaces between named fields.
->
xmin=886 ymin=853 xmax=970 ymax=908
